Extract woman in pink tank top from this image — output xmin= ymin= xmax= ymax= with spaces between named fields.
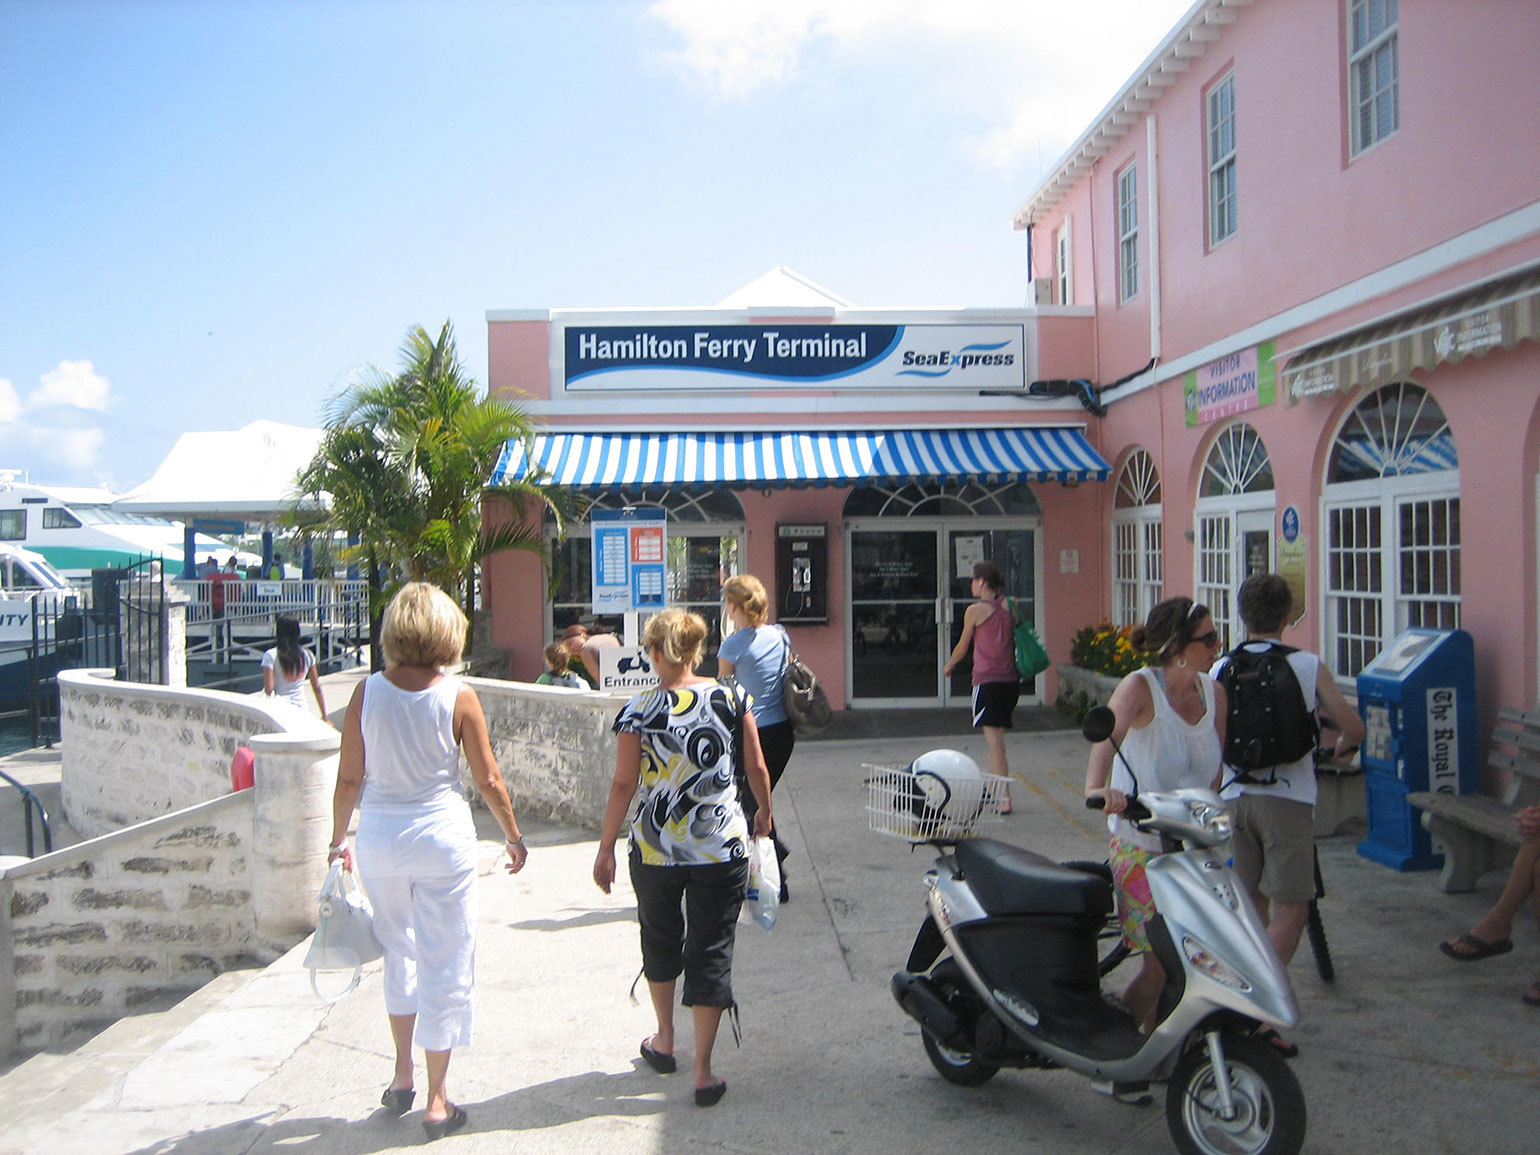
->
xmin=943 ymin=560 xmax=1019 ymax=813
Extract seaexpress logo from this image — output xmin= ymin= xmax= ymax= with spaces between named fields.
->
xmin=897 ymin=341 xmax=1016 ymax=378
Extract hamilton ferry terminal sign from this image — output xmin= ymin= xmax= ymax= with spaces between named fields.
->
xmin=559 ymin=322 xmax=1027 ymax=392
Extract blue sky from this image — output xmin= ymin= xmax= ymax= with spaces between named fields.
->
xmin=0 ymin=0 xmax=1194 ymax=491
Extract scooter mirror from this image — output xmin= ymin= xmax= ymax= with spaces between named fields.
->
xmin=1081 ymin=705 xmax=1116 ymax=744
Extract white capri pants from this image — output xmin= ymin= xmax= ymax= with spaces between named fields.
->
xmin=356 ymin=799 xmax=480 ymax=1052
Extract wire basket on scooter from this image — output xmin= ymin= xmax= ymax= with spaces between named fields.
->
xmin=865 ymin=761 xmax=1009 ymax=842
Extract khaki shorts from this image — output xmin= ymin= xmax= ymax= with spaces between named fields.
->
xmin=1228 ymin=794 xmax=1316 ymax=904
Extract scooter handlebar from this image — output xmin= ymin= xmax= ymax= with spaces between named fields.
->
xmin=1083 ymin=796 xmax=1151 ymax=820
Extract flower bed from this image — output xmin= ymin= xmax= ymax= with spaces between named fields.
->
xmin=1056 ymin=622 xmax=1154 ymax=721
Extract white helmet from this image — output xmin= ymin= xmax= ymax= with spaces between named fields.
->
xmin=907 ymin=749 xmax=985 ymax=833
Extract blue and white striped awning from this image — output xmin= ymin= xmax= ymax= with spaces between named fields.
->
xmin=489 ymin=428 xmax=1110 ymax=490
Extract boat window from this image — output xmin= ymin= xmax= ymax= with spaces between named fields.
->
xmin=42 ymin=506 xmax=82 ymax=529
xmin=3 ymin=560 xmax=43 ymax=589
xmin=0 ymin=511 xmax=23 ymax=540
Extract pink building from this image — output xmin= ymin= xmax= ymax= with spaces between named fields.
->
xmin=484 ymin=0 xmax=1540 ymax=795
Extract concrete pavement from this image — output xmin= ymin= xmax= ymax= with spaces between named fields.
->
xmin=2 ymin=718 xmax=1537 ymax=1154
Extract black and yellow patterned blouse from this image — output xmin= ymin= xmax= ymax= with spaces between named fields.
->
xmin=613 ymin=681 xmax=750 ymax=866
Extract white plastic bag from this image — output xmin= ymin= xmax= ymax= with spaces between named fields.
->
xmin=304 ymin=861 xmax=382 ymax=1001
xmin=742 ymin=835 xmax=781 ymax=932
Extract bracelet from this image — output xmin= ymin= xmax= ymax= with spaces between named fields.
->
xmin=329 ymin=842 xmax=348 ymax=854
xmin=505 ymin=836 xmax=525 ymax=848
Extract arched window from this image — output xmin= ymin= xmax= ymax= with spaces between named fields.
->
xmin=546 ymin=487 xmax=745 ymax=651
xmin=1111 ymin=449 xmax=1163 ymax=625
xmin=1194 ymin=422 xmax=1276 ymax=645
xmin=842 ymin=481 xmax=1041 ymax=518
xmin=1324 ymin=383 xmax=1459 ymax=678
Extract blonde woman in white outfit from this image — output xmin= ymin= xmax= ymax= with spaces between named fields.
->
xmin=328 ymin=583 xmax=528 ymax=1142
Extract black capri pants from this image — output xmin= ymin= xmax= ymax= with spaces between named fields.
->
xmin=629 ymin=849 xmax=749 ymax=1008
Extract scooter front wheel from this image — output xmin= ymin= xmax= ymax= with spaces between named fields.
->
xmin=922 ymin=1029 xmax=1000 ymax=1087
xmin=1166 ymin=1034 xmax=1305 ymax=1155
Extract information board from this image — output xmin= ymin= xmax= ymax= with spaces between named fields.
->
xmin=590 ymin=508 xmax=667 ymax=614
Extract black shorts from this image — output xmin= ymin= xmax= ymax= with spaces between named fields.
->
xmin=972 ymin=681 xmax=1020 ymax=729
xmin=628 ymin=850 xmax=748 ymax=1008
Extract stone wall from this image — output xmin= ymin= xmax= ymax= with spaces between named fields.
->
xmin=1 ymin=793 xmax=260 ymax=1054
xmin=59 ymin=668 xmax=332 ymax=839
xmin=470 ymin=679 xmax=627 ymax=831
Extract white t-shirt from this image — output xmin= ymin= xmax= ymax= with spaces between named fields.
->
xmin=1217 ymin=643 xmax=1322 ymax=807
xmin=262 ymin=647 xmax=316 ymax=710
xmin=1109 ymin=666 xmax=1223 ymax=851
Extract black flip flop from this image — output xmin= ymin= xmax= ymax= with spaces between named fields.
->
xmin=694 ymin=1080 xmax=727 ymax=1107
xmin=640 ymin=1037 xmax=677 ymax=1073
xmin=1440 ymin=934 xmax=1514 ymax=962
xmin=1256 ymin=1028 xmax=1299 ymax=1059
xmin=379 ymin=1087 xmax=415 ymax=1116
xmin=423 ymin=1104 xmax=468 ymax=1141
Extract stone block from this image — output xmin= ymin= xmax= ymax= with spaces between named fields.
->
xmin=34 ymin=860 xmax=93 ymax=882
xmin=120 ymin=855 xmax=216 ymax=875
xmin=73 ymin=887 xmax=170 ymax=912
xmin=16 ymin=987 xmax=105 ymax=1008
xmin=10 ymin=889 xmax=49 ymax=918
xmin=186 ymin=885 xmax=251 ymax=909
xmin=13 ymin=953 xmax=46 ymax=976
xmin=118 ymin=920 xmax=228 ymax=946
xmin=155 ymin=825 xmax=239 ymax=850
xmin=57 ymin=954 xmax=160 ymax=976
xmin=125 ymin=984 xmax=199 ymax=1009
xmin=14 ymin=922 xmax=108 ymax=948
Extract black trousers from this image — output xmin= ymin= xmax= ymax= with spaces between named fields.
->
xmin=629 ymin=850 xmax=748 ymax=1008
xmin=741 ymin=719 xmax=795 ymax=866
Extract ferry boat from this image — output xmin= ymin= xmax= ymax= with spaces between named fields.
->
xmin=0 ymin=542 xmax=76 ymax=704
xmin=0 ymin=475 xmax=258 ymax=581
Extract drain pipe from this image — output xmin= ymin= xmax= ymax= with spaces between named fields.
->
xmin=1147 ymin=115 xmax=1163 ymax=365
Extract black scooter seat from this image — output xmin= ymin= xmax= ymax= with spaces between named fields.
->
xmin=953 ymin=839 xmax=1114 ymax=918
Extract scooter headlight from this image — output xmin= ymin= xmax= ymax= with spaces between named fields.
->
xmin=1188 ymin=800 xmax=1232 ymax=841
xmin=1181 ymin=934 xmax=1252 ymax=992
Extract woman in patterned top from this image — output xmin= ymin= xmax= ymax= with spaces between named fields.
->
xmin=593 ymin=608 xmax=773 ymax=1108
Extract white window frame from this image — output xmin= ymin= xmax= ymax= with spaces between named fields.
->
xmin=1207 ymin=72 xmax=1237 ymax=247
xmin=1348 ymin=0 xmax=1399 ymax=156
xmin=1117 ymin=164 xmax=1139 ymax=304
xmin=1193 ymin=423 xmax=1275 ymax=646
xmin=1055 ymin=220 xmax=1073 ymax=306
xmin=1111 ymin=450 xmax=1162 ymax=626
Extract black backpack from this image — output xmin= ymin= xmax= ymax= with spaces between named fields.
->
xmin=1217 ymin=642 xmax=1320 ymax=783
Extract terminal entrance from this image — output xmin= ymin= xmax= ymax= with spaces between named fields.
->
xmin=846 ymin=518 xmax=1038 ymax=707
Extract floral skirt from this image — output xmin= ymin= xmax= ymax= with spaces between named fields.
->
xmin=1108 ymin=834 xmax=1159 ymax=952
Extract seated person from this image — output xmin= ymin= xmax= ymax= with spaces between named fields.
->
xmin=1440 ymin=805 xmax=1540 ymax=1006
xmin=535 ymin=641 xmax=587 ymax=689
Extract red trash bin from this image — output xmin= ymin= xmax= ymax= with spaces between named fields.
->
xmin=230 ymin=746 xmax=255 ymax=792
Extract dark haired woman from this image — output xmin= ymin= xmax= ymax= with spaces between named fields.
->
xmin=593 ymin=608 xmax=773 ymax=1108
xmin=262 ymin=614 xmax=326 ymax=717
xmin=943 ymin=560 xmax=1018 ymax=814
xmin=1083 ymin=596 xmax=1226 ymax=1031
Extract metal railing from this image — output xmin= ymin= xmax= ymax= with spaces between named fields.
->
xmin=176 ymin=579 xmax=369 ymax=682
xmin=0 ymin=765 xmax=54 ymax=857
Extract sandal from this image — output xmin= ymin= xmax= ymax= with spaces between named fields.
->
xmin=1256 ymin=1028 xmax=1299 ymax=1059
xmin=1440 ymin=933 xmax=1514 ymax=962
xmin=694 ymin=1080 xmax=727 ymax=1107
xmin=379 ymin=1086 xmax=415 ymax=1116
xmin=640 ymin=1036 xmax=676 ymax=1074
xmin=422 ymin=1104 xmax=468 ymax=1141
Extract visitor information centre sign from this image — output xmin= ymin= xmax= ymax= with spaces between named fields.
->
xmin=558 ymin=321 xmax=1027 ymax=392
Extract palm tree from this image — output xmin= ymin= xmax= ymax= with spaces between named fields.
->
xmin=292 ymin=321 xmax=565 ymax=661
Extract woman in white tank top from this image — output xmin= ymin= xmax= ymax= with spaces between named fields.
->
xmin=327 ymin=583 xmax=528 ymax=1141
xmin=1083 ymin=596 xmax=1227 ymax=1032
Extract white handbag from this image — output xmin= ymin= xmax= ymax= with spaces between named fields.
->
xmin=304 ymin=861 xmax=382 ymax=1001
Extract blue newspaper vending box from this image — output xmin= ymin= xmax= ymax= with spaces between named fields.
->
xmin=1355 ymin=628 xmax=1478 ymax=870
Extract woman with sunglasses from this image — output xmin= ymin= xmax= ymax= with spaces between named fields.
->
xmin=1084 ymin=596 xmax=1227 ymax=1031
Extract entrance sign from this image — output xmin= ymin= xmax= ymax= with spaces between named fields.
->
xmin=600 ymin=646 xmax=660 ymax=693
xmin=591 ymin=508 xmax=666 ymax=614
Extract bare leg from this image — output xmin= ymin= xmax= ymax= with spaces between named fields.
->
xmin=691 ymin=1004 xmax=725 ymax=1090
xmin=646 ymin=978 xmax=677 ymax=1056
xmin=387 ymin=1013 xmax=415 ymax=1092
xmin=1462 ymin=840 xmax=1540 ymax=947
xmin=423 ymin=1048 xmax=453 ymax=1123
xmin=982 ymin=725 xmax=1013 ymax=813
xmin=1123 ymin=953 xmax=1167 ymax=1034
xmin=1267 ymin=899 xmax=1310 ymax=966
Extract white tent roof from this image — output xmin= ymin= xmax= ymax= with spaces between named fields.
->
xmin=114 ymin=420 xmax=326 ymax=519
xmin=713 ymin=266 xmax=854 ymax=310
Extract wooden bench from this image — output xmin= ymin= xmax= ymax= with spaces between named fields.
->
xmin=1408 ymin=706 xmax=1540 ymax=893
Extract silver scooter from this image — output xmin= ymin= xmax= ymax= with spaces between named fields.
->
xmin=889 ymin=706 xmax=1306 ymax=1155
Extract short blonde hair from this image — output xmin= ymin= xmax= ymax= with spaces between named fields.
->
xmin=380 ymin=582 xmax=466 ymax=668
xmin=722 ymin=574 xmax=768 ymax=628
xmin=641 ymin=608 xmax=708 ymax=669
xmin=542 ymin=641 xmax=569 ymax=670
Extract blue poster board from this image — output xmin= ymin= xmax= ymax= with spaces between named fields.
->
xmin=590 ymin=508 xmax=667 ymax=614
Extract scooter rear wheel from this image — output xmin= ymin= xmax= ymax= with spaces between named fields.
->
xmin=1165 ymin=1034 xmax=1305 ymax=1155
xmin=922 ymin=1029 xmax=1000 ymax=1087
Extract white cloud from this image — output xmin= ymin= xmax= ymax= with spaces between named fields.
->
xmin=648 ymin=0 xmax=1195 ymax=168
xmin=50 ymin=427 xmax=107 ymax=469
xmin=0 ymin=378 xmax=20 ymax=423
xmin=29 ymin=360 xmax=111 ymax=412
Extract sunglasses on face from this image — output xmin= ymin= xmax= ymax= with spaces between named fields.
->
xmin=1191 ymin=630 xmax=1221 ymax=648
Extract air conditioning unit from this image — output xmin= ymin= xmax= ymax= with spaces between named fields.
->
xmin=1030 ymin=277 xmax=1054 ymax=305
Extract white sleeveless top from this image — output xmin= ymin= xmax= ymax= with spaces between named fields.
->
xmin=358 ymin=672 xmax=464 ymax=810
xmin=1109 ymin=665 xmax=1223 ymax=850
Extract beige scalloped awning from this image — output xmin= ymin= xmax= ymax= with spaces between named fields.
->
xmin=1279 ymin=269 xmax=1540 ymax=404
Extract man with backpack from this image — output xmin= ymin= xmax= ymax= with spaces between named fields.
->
xmin=1217 ymin=574 xmax=1363 ymax=1056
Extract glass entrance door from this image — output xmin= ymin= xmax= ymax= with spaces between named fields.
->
xmin=848 ymin=529 xmax=939 ymax=701
xmin=848 ymin=523 xmax=1038 ymax=707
